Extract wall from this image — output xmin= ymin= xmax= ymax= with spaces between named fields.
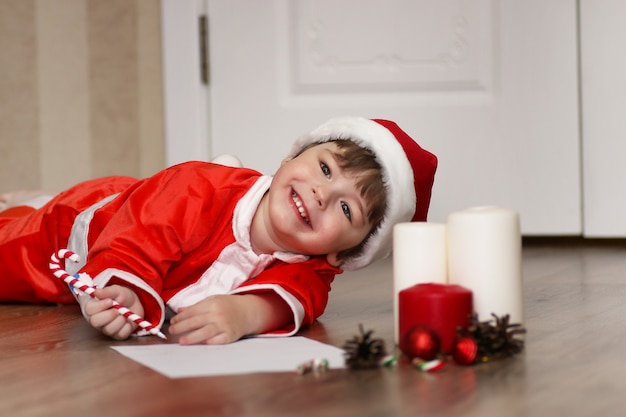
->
xmin=0 ymin=0 xmax=164 ymax=193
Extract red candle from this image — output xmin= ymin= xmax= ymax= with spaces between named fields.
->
xmin=399 ymin=283 xmax=472 ymax=354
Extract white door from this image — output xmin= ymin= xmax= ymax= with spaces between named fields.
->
xmin=203 ymin=0 xmax=580 ymax=234
xmin=580 ymin=0 xmax=626 ymax=237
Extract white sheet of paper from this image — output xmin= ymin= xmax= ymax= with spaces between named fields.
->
xmin=111 ymin=336 xmax=346 ymax=378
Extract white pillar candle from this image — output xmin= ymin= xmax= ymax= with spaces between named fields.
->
xmin=447 ymin=206 xmax=524 ymax=324
xmin=393 ymin=222 xmax=447 ymax=344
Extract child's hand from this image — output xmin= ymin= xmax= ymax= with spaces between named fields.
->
xmin=169 ymin=293 xmax=292 ymax=345
xmin=83 ymin=285 xmax=144 ymax=340
xmin=168 ymin=294 xmax=252 ymax=345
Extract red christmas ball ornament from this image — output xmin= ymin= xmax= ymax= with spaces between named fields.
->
xmin=401 ymin=325 xmax=440 ymax=361
xmin=452 ymin=336 xmax=478 ymax=365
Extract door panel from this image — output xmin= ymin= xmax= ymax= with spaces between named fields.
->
xmin=580 ymin=0 xmax=626 ymax=237
xmin=207 ymin=0 xmax=580 ymax=234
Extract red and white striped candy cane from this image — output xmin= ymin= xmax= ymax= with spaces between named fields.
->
xmin=49 ymin=249 xmax=166 ymax=339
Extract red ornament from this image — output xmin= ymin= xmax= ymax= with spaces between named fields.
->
xmin=401 ymin=325 xmax=440 ymax=361
xmin=452 ymin=336 xmax=478 ymax=365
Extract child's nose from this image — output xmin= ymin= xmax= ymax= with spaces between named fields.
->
xmin=313 ymin=185 xmax=328 ymax=209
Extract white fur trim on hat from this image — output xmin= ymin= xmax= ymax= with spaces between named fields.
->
xmin=288 ymin=116 xmax=417 ymax=270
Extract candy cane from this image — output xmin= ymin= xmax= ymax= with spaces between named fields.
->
xmin=412 ymin=357 xmax=445 ymax=373
xmin=49 ymin=249 xmax=166 ymax=339
xmin=296 ymin=358 xmax=329 ymax=375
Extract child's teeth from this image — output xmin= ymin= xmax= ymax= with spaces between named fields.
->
xmin=292 ymin=191 xmax=310 ymax=224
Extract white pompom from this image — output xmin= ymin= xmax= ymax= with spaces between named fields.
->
xmin=210 ymin=154 xmax=243 ymax=168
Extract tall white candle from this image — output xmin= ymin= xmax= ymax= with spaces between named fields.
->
xmin=392 ymin=222 xmax=447 ymax=344
xmin=447 ymin=206 xmax=524 ymax=324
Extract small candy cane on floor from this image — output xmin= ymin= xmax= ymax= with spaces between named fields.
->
xmin=49 ymin=249 xmax=166 ymax=339
xmin=379 ymin=355 xmax=398 ymax=368
xmin=412 ymin=357 xmax=446 ymax=373
xmin=296 ymin=358 xmax=329 ymax=375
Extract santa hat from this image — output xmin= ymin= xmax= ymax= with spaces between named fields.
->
xmin=289 ymin=116 xmax=438 ymax=270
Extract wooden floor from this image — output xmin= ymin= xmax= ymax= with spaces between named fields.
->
xmin=2 ymin=239 xmax=626 ymax=417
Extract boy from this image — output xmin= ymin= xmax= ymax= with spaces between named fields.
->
xmin=0 ymin=117 xmax=437 ymax=344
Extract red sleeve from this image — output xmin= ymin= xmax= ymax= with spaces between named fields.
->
xmin=234 ymin=257 xmax=342 ymax=333
xmin=80 ymin=162 xmax=242 ymax=326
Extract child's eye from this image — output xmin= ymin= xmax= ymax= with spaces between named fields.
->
xmin=341 ymin=201 xmax=352 ymax=220
xmin=320 ymin=162 xmax=331 ymax=178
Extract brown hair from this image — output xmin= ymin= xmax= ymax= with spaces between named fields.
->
xmin=295 ymin=139 xmax=387 ymax=263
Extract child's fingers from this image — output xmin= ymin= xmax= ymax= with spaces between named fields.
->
xmin=169 ymin=296 xmax=245 ymax=344
xmin=169 ymin=313 xmax=236 ymax=345
xmin=169 ymin=304 xmax=199 ymax=324
xmin=83 ymin=297 xmax=114 ymax=316
xmin=177 ymin=324 xmax=230 ymax=345
xmin=93 ymin=286 xmax=128 ymax=304
xmin=169 ymin=314 xmax=210 ymax=340
xmin=87 ymin=306 xmax=119 ymax=328
xmin=88 ymin=307 xmax=136 ymax=339
xmin=100 ymin=316 xmax=135 ymax=340
xmin=168 ymin=312 xmax=201 ymax=334
xmin=170 ymin=295 xmax=228 ymax=324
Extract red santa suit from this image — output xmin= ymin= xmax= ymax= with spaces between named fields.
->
xmin=0 ymin=161 xmax=341 ymax=336
xmin=1 ymin=116 xmax=438 ymax=340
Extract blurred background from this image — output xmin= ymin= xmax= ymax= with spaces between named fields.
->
xmin=0 ymin=0 xmax=164 ymax=191
xmin=1 ymin=0 xmax=624 ymax=238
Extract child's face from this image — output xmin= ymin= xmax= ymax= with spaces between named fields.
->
xmin=266 ymin=142 xmax=373 ymax=266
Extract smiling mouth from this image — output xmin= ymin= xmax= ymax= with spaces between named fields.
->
xmin=291 ymin=190 xmax=311 ymax=226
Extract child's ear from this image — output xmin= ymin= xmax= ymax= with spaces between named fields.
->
xmin=326 ymin=253 xmax=343 ymax=268
xmin=274 ymin=157 xmax=292 ymax=174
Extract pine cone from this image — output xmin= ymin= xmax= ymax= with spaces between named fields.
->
xmin=343 ymin=324 xmax=387 ymax=370
xmin=458 ymin=313 xmax=526 ymax=363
